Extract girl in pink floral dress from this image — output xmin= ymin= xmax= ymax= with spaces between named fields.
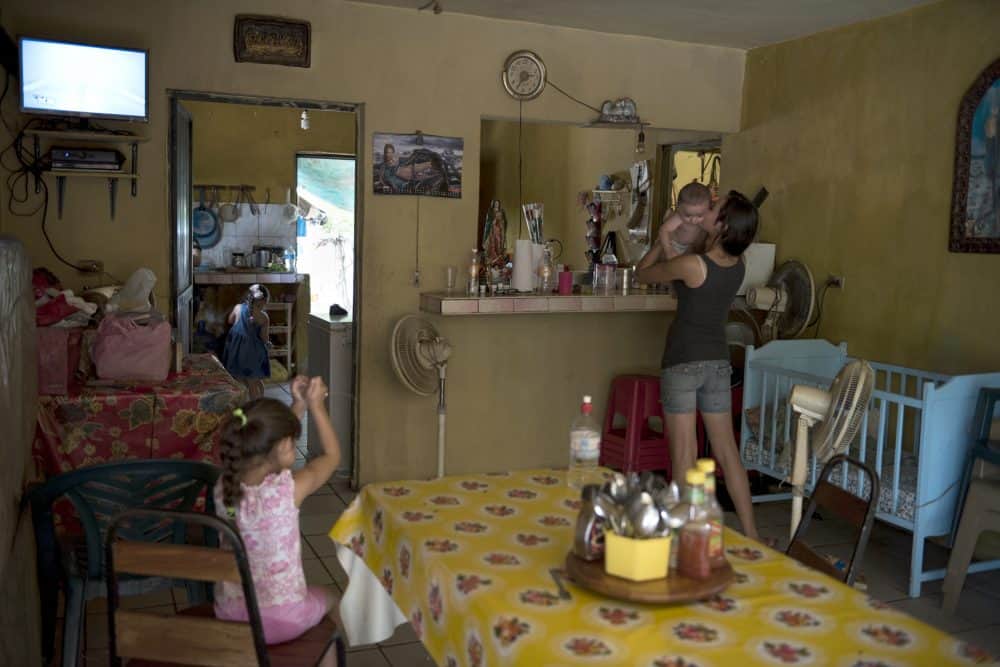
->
xmin=213 ymin=376 xmax=341 ymax=645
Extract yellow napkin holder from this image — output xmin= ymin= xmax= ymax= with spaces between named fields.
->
xmin=604 ymin=531 xmax=671 ymax=582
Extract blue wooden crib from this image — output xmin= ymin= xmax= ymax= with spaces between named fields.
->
xmin=740 ymin=339 xmax=1000 ymax=597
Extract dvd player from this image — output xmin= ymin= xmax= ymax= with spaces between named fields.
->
xmin=50 ymin=146 xmax=125 ymax=171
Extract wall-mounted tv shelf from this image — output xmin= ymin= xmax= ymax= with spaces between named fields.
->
xmin=24 ymin=129 xmax=150 ymax=220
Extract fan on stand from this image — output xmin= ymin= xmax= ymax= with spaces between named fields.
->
xmin=390 ymin=315 xmax=453 ymax=478
xmin=746 ymin=260 xmax=816 ymax=341
xmin=786 ymin=360 xmax=875 ymax=540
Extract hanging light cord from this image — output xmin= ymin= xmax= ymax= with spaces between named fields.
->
xmin=414 ymin=196 xmax=421 ymax=286
xmin=547 ymin=79 xmax=602 ymax=114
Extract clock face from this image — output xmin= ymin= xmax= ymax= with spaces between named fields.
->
xmin=502 ymin=51 xmax=546 ymax=101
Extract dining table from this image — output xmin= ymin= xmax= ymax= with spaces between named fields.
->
xmin=33 ymin=353 xmax=246 ymax=529
xmin=329 ymin=468 xmax=995 ymax=667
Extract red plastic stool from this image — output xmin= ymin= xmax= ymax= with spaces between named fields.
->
xmin=599 ymin=375 xmax=705 ymax=476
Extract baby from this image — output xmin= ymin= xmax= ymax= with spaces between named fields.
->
xmin=659 ymin=181 xmax=713 ymax=258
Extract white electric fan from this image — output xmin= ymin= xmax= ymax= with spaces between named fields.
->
xmin=746 ymin=260 xmax=816 ymax=341
xmin=787 ymin=359 xmax=875 ymax=539
xmin=390 ymin=315 xmax=453 ymax=478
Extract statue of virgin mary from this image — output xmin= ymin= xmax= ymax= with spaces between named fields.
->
xmin=482 ymin=199 xmax=508 ymax=268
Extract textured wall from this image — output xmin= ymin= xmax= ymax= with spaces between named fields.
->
xmin=724 ymin=0 xmax=1000 ymax=373
xmin=0 ymin=0 xmax=745 ymax=483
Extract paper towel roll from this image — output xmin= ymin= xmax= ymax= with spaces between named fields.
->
xmin=513 ymin=240 xmax=537 ymax=292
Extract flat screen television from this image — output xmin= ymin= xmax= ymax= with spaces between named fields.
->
xmin=19 ymin=37 xmax=148 ymax=122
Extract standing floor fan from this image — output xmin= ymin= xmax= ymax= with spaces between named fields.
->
xmin=390 ymin=315 xmax=453 ymax=478
xmin=787 ymin=359 xmax=875 ymax=539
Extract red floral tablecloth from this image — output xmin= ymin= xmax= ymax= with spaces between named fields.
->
xmin=34 ymin=354 xmax=246 ymax=475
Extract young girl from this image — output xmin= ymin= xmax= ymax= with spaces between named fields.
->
xmin=213 ymin=376 xmax=341 ymax=648
xmin=223 ymin=284 xmax=271 ymax=398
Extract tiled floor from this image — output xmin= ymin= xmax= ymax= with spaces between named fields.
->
xmin=66 ymin=383 xmax=1000 ymax=664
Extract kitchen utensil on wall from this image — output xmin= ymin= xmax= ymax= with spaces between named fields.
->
xmin=192 ymin=187 xmax=222 ymax=249
xmin=219 ymin=186 xmax=241 ymax=223
xmin=283 ymin=188 xmax=300 ymax=221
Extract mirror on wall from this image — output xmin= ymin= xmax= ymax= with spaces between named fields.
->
xmin=478 ymin=118 xmax=720 ymax=273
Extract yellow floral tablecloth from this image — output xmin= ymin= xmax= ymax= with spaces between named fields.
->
xmin=329 ymin=468 xmax=996 ymax=667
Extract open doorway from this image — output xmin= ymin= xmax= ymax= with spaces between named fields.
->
xmin=168 ymin=91 xmax=363 ymax=483
xmin=653 ymin=140 xmax=722 ymax=227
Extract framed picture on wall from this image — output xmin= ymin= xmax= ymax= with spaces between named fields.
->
xmin=233 ymin=15 xmax=311 ymax=68
xmin=373 ymin=132 xmax=463 ymax=198
xmin=950 ymin=57 xmax=1000 ymax=252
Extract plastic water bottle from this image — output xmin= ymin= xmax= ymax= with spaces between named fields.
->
xmin=467 ymin=249 xmax=480 ymax=296
xmin=568 ymin=395 xmax=601 ymax=489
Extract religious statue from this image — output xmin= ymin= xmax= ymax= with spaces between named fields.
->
xmin=482 ymin=199 xmax=508 ymax=268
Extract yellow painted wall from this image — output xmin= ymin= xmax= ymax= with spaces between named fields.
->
xmin=0 ymin=0 xmax=745 ymax=483
xmin=479 ymin=119 xmax=652 ymax=268
xmin=185 ymin=101 xmax=355 ymax=201
xmin=724 ymin=0 xmax=1000 ymax=374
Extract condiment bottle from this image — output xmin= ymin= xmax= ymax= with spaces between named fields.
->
xmin=697 ymin=458 xmax=726 ymax=569
xmin=677 ymin=469 xmax=712 ymax=580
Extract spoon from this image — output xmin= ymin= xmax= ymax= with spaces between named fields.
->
xmin=634 ymin=502 xmax=661 ymax=538
xmin=607 ymin=473 xmax=629 ymax=502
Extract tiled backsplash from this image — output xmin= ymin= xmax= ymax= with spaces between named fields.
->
xmin=198 ymin=203 xmax=298 ymax=268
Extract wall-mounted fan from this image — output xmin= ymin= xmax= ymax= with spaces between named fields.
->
xmin=390 ymin=315 xmax=453 ymax=478
xmin=746 ymin=260 xmax=816 ymax=342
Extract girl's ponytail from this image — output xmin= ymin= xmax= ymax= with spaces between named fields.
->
xmin=217 ymin=399 xmax=301 ymax=512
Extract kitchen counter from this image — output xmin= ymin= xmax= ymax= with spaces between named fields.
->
xmin=419 ymin=289 xmax=678 ymax=316
xmin=194 ymin=269 xmax=307 ymax=285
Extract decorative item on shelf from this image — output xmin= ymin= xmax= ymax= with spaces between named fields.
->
xmin=482 ymin=199 xmax=508 ymax=269
xmin=233 ymin=15 xmax=311 ymax=68
xmin=373 ymin=132 xmax=463 ymax=198
xmin=950 ymin=55 xmax=1000 ymax=252
xmin=588 ymin=97 xmax=645 ymax=127
xmin=300 ymin=109 xmax=310 ymax=130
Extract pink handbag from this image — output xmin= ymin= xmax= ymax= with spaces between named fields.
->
xmin=93 ymin=313 xmax=172 ymax=382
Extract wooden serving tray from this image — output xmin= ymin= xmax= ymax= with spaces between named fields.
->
xmin=564 ymin=552 xmax=734 ymax=604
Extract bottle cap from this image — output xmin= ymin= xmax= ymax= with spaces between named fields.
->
xmin=696 ymin=459 xmax=716 ymax=473
xmin=685 ymin=469 xmax=706 ymax=486
xmin=582 ymin=395 xmax=592 ymax=404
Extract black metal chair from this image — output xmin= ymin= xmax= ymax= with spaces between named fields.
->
xmin=106 ymin=508 xmax=346 ymax=667
xmin=786 ymin=454 xmax=879 ymax=586
xmin=26 ymin=459 xmax=221 ymax=666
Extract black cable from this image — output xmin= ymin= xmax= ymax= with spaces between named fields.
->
xmin=0 ymin=71 xmax=15 ymax=136
xmin=518 ymin=100 xmax=523 ymax=240
xmin=810 ymin=283 xmax=831 ymax=338
xmin=547 ymin=79 xmax=602 ymax=114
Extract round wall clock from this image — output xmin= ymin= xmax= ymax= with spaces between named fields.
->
xmin=502 ymin=50 xmax=546 ymax=101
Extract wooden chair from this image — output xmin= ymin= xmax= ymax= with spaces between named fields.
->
xmin=26 ymin=459 xmax=222 ymax=666
xmin=786 ymin=454 xmax=879 ymax=587
xmin=105 ymin=508 xmax=346 ymax=667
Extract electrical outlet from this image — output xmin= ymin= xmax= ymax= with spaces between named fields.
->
xmin=77 ymin=259 xmax=104 ymax=274
xmin=827 ymin=275 xmax=845 ymax=289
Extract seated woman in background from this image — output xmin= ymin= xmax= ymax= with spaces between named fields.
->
xmin=636 ymin=191 xmax=763 ymax=542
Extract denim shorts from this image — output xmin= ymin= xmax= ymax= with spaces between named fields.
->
xmin=661 ymin=360 xmax=732 ymax=414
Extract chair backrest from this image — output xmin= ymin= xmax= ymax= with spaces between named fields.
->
xmin=27 ymin=459 xmax=221 ymax=580
xmin=786 ymin=454 xmax=879 ymax=586
xmin=106 ymin=508 xmax=270 ymax=667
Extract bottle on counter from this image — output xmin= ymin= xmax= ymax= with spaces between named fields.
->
xmin=467 ymin=249 xmax=480 ymax=296
xmin=538 ymin=246 xmax=555 ymax=294
xmin=568 ymin=395 xmax=601 ymax=489
xmin=677 ymin=469 xmax=712 ymax=581
xmin=696 ymin=458 xmax=726 ymax=569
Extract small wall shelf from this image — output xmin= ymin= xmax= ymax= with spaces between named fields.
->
xmin=25 ymin=128 xmax=149 ymax=220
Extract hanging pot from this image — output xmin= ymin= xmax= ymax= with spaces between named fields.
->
xmin=192 ymin=187 xmax=222 ymax=249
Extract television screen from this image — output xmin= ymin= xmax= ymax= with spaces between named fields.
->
xmin=19 ymin=37 xmax=148 ymax=122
